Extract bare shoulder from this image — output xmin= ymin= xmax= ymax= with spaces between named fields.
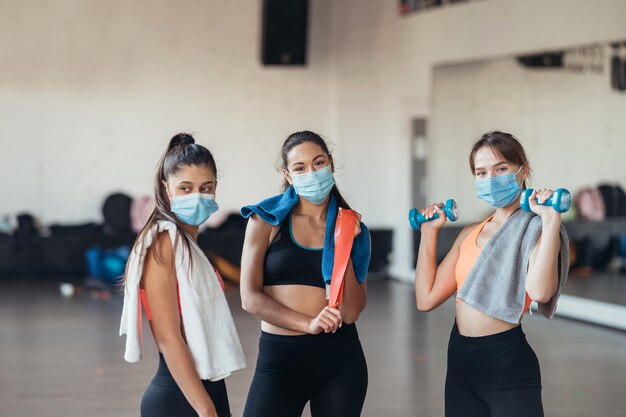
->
xmin=246 ymin=214 xmax=272 ymax=232
xmin=139 ymin=231 xmax=178 ymax=291
xmin=450 ymin=222 xmax=479 ymax=249
xmin=458 ymin=222 xmax=479 ymax=240
xmin=146 ymin=231 xmax=174 ymax=267
xmin=245 ymin=214 xmax=278 ymax=244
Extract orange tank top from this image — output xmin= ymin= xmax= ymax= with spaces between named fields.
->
xmin=455 ymin=215 xmax=532 ymax=316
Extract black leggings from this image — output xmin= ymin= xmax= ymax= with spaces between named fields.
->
xmin=141 ymin=353 xmax=231 ymax=417
xmin=445 ymin=322 xmax=544 ymax=417
xmin=242 ymin=323 xmax=368 ymax=417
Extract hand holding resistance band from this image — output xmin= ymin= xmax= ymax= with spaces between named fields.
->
xmin=520 ymin=188 xmax=571 ymax=213
xmin=328 ymin=208 xmax=358 ymax=308
xmin=408 ymin=199 xmax=459 ymax=231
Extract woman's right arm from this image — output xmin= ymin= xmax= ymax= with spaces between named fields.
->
xmin=240 ymin=215 xmax=340 ymax=334
xmin=143 ymin=234 xmax=218 ymax=417
xmin=414 ymin=205 xmax=473 ymax=312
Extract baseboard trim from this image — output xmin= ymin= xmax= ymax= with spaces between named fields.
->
xmin=548 ymin=295 xmax=626 ymax=331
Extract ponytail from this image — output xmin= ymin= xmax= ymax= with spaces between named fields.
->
xmin=123 ymin=133 xmax=217 ymax=285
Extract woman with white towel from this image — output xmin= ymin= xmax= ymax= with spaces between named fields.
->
xmin=119 ymin=133 xmax=246 ymax=417
xmin=413 ymin=131 xmax=569 ymax=417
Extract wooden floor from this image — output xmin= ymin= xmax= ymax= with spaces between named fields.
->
xmin=564 ymin=272 xmax=626 ymax=306
xmin=1 ymin=279 xmax=625 ymax=417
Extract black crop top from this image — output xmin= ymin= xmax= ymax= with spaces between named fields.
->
xmin=263 ymin=213 xmax=325 ymax=289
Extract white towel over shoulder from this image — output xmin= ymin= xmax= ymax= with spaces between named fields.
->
xmin=119 ymin=220 xmax=246 ymax=381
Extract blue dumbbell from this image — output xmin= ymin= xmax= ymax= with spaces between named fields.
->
xmin=520 ymin=188 xmax=571 ymax=213
xmin=409 ymin=199 xmax=459 ymax=231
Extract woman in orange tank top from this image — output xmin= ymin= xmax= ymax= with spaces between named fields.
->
xmin=414 ymin=131 xmax=564 ymax=417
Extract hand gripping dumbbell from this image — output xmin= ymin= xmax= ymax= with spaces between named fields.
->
xmin=520 ymin=188 xmax=571 ymax=213
xmin=409 ymin=199 xmax=459 ymax=231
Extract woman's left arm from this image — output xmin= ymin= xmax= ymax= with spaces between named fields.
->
xmin=526 ymin=189 xmax=562 ymax=303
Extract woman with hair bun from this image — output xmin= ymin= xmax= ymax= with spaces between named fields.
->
xmin=120 ymin=133 xmax=246 ymax=417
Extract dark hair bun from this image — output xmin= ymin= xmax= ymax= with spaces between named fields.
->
xmin=168 ymin=133 xmax=195 ymax=151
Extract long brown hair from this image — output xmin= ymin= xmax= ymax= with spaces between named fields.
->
xmin=123 ymin=133 xmax=217 ymax=283
xmin=469 ymin=130 xmax=531 ymax=189
xmin=280 ymin=130 xmax=351 ymax=209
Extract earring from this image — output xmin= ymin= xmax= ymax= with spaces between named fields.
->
xmin=283 ymin=169 xmax=292 ymax=184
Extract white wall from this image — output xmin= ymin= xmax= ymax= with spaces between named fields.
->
xmin=431 ymin=51 xmax=626 ymax=222
xmin=329 ymin=0 xmax=626 ymax=280
xmin=2 ymin=0 xmax=626 ymax=282
xmin=0 ymin=0 xmax=334 ymax=224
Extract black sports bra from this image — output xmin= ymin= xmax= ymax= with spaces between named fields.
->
xmin=263 ymin=213 xmax=325 ymax=289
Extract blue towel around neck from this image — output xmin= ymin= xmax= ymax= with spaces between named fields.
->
xmin=240 ymin=187 xmax=370 ymax=284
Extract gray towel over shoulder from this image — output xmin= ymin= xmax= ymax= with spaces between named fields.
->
xmin=457 ymin=210 xmax=569 ymax=324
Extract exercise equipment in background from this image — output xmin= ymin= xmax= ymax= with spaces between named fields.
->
xmin=85 ymin=245 xmax=131 ymax=283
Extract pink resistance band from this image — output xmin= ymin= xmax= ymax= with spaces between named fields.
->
xmin=328 ymin=208 xmax=357 ymax=308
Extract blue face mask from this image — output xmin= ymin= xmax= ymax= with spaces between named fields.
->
xmin=475 ymin=167 xmax=523 ymax=208
xmin=290 ymin=165 xmax=335 ymax=205
xmin=170 ymin=193 xmax=219 ymax=226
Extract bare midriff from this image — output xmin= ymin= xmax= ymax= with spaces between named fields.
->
xmin=262 ymin=285 xmax=328 ymax=336
xmin=455 ymin=302 xmax=519 ymax=337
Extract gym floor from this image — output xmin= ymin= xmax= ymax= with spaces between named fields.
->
xmin=563 ymin=271 xmax=626 ymax=306
xmin=1 ymin=278 xmax=625 ymax=417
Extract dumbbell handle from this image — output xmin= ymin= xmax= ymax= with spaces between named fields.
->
xmin=409 ymin=199 xmax=459 ymax=230
xmin=520 ymin=188 xmax=571 ymax=213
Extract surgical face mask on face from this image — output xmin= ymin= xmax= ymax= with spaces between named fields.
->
xmin=290 ymin=165 xmax=335 ymax=205
xmin=475 ymin=166 xmax=523 ymax=208
xmin=170 ymin=193 xmax=219 ymax=226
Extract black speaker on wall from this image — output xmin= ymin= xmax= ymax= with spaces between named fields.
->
xmin=611 ymin=43 xmax=626 ymax=92
xmin=261 ymin=0 xmax=308 ymax=65
xmin=517 ymin=52 xmax=564 ymax=68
